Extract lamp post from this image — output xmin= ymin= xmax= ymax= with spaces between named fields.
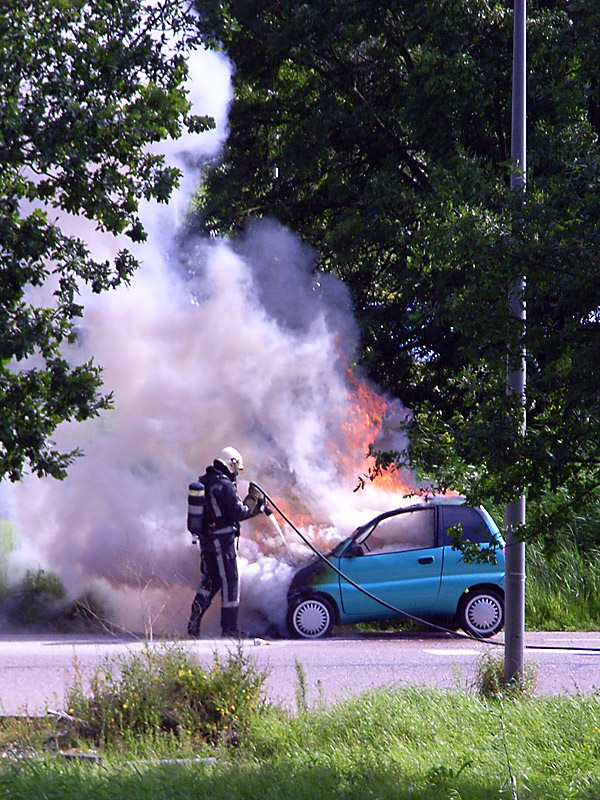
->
xmin=504 ymin=0 xmax=527 ymax=685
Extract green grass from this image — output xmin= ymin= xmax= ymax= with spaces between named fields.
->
xmin=526 ymin=540 xmax=600 ymax=630
xmin=0 ymin=647 xmax=599 ymax=799
xmin=2 ymin=523 xmax=600 ymax=797
xmin=2 ymin=687 xmax=600 ymax=799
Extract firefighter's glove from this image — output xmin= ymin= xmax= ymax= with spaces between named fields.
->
xmin=243 ymin=482 xmax=264 ymax=518
xmin=243 ymin=494 xmax=261 ymax=517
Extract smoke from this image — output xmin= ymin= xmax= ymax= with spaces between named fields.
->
xmin=1 ymin=43 xmax=415 ymax=636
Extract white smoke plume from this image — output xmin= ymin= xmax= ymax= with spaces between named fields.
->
xmin=1 ymin=44 xmax=416 ymax=636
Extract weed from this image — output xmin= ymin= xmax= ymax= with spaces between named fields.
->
xmin=294 ymin=658 xmax=309 ymax=714
xmin=63 ymin=644 xmax=266 ymax=749
xmin=473 ymin=653 xmax=537 ymax=700
xmin=426 ymin=759 xmax=473 ymax=790
xmin=0 ymin=716 xmax=57 ymax=759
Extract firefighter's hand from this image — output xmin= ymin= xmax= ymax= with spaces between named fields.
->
xmin=243 ymin=493 xmax=261 ymax=516
xmin=244 ymin=482 xmax=266 ymax=517
xmin=244 ymin=490 xmax=264 ymax=517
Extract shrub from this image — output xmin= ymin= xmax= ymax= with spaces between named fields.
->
xmin=64 ymin=644 xmax=267 ymax=748
xmin=0 ymin=569 xmax=108 ymax=632
xmin=1 ymin=569 xmax=66 ymax=628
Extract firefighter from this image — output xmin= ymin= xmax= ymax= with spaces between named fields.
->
xmin=187 ymin=446 xmax=264 ymax=638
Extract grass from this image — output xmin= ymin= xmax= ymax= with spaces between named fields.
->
xmin=0 ymin=646 xmax=599 ymax=799
xmin=526 ymin=540 xmax=600 ymax=631
xmin=2 ymin=522 xmax=600 ymax=797
xmin=2 ymin=687 xmax=600 ymax=799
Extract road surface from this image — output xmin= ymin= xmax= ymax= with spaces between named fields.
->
xmin=0 ymin=630 xmax=598 ymax=716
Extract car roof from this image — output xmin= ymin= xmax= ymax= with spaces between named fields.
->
xmin=423 ymin=494 xmax=467 ymax=505
xmin=354 ymin=496 xmax=468 ymax=532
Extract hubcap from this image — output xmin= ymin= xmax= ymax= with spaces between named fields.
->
xmin=295 ymin=600 xmax=329 ymax=637
xmin=467 ymin=595 xmax=501 ymax=632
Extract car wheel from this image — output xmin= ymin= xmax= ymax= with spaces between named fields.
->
xmin=287 ymin=595 xmax=335 ymax=639
xmin=457 ymin=588 xmax=504 ymax=638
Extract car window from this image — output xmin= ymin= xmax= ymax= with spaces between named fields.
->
xmin=440 ymin=506 xmax=494 ymax=546
xmin=358 ymin=508 xmax=435 ymax=554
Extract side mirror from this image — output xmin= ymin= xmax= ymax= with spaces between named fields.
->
xmin=343 ymin=543 xmax=364 ymax=558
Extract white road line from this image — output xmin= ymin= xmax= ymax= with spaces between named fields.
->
xmin=541 ymin=637 xmax=600 ymax=642
xmin=423 ymin=649 xmax=480 ymax=656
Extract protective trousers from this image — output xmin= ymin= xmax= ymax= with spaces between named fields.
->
xmin=187 ymin=532 xmax=240 ymax=636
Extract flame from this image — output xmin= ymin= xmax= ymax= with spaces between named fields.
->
xmin=341 ymin=370 xmax=415 ymax=495
xmin=248 ymin=370 xmax=419 ymax=561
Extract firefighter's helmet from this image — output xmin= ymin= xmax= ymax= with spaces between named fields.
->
xmin=216 ymin=446 xmax=244 ymax=476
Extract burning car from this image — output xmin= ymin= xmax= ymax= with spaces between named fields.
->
xmin=286 ymin=497 xmax=505 ymax=639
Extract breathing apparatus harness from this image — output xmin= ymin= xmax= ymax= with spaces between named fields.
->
xmin=252 ymin=483 xmax=600 ymax=654
xmin=187 ymin=471 xmax=245 ymax=543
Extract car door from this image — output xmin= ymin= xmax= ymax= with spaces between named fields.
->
xmin=435 ymin=504 xmax=505 ymax=615
xmin=337 ymin=506 xmax=443 ymax=620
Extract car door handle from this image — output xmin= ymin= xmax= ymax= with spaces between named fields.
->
xmin=418 ymin=556 xmax=434 ymax=565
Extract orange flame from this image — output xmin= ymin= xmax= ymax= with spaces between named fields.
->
xmin=266 ymin=371 xmax=416 ymax=512
xmin=249 ymin=370 xmax=421 ymax=556
xmin=340 ymin=370 xmax=415 ymax=495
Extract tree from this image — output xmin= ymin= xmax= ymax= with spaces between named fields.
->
xmin=0 ymin=0 xmax=213 ymax=481
xmin=192 ymin=0 xmax=600 ymax=539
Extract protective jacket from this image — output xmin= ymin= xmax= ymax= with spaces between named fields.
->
xmin=188 ymin=460 xmax=252 ymax=637
xmin=201 ymin=462 xmax=253 ymax=537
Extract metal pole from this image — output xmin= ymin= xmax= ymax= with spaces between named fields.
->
xmin=510 ymin=0 xmax=527 ymax=194
xmin=504 ymin=0 xmax=527 ymax=685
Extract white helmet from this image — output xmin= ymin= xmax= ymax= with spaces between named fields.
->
xmin=216 ymin=446 xmax=244 ymax=476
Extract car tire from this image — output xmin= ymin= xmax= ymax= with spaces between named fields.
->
xmin=287 ymin=595 xmax=335 ymax=639
xmin=457 ymin=588 xmax=504 ymax=638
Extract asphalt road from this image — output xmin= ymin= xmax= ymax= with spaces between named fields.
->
xmin=0 ymin=630 xmax=599 ymax=716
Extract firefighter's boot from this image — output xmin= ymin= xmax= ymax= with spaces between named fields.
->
xmin=221 ymin=606 xmax=248 ymax=638
xmin=187 ymin=593 xmax=204 ymax=638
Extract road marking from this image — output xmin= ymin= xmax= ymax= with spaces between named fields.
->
xmin=542 ymin=637 xmax=600 ymax=643
xmin=423 ymin=649 xmax=480 ymax=656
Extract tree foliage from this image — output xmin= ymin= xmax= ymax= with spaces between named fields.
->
xmin=193 ymin=0 xmax=600 ymax=538
xmin=0 ymin=0 xmax=213 ymax=481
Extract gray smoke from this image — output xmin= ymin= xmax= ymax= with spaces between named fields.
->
xmin=1 ymin=44 xmax=414 ymax=637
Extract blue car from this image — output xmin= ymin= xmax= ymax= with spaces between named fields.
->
xmin=286 ymin=497 xmax=505 ymax=639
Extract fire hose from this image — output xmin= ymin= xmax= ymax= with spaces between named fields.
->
xmin=253 ymin=483 xmax=600 ymax=654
